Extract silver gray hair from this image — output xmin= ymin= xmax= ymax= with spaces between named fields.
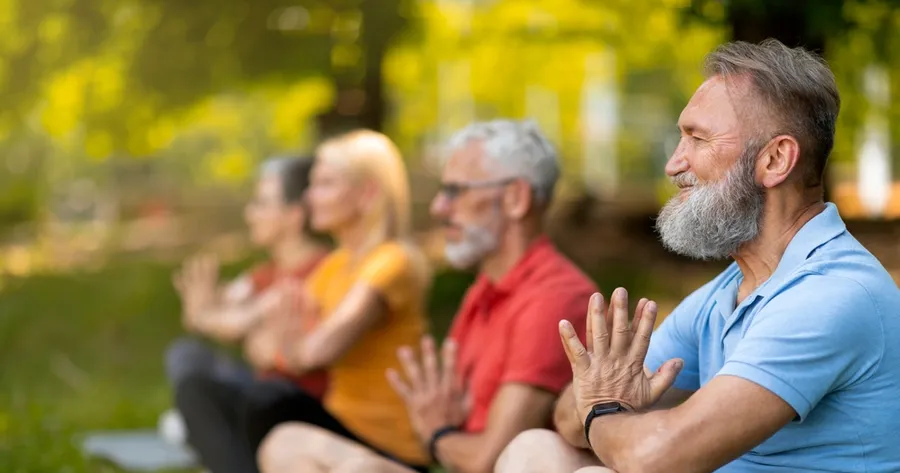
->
xmin=445 ymin=119 xmax=561 ymax=204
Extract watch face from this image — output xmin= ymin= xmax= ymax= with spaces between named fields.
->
xmin=593 ymin=402 xmax=626 ymax=414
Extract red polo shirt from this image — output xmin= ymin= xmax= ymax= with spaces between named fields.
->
xmin=449 ymin=236 xmax=596 ymax=433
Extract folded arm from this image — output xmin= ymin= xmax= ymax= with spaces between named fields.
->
xmin=553 ymin=382 xmax=695 ymax=449
xmin=589 ymin=375 xmax=795 ymax=473
xmin=283 ymin=282 xmax=388 ymax=373
xmin=185 ymin=277 xmax=278 ymax=342
xmin=434 ymin=383 xmax=558 ymax=473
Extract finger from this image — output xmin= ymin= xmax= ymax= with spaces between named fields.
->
xmin=440 ymin=339 xmax=458 ymax=393
xmin=588 ymin=293 xmax=608 ymax=357
xmin=558 ymin=320 xmax=590 ymax=374
xmin=609 ymin=288 xmax=632 ymax=356
xmin=631 ymin=298 xmax=648 ymax=336
xmin=605 ymin=290 xmax=615 ymax=334
xmin=649 ymin=358 xmax=684 ymax=402
xmin=629 ymin=300 xmax=659 ymax=360
xmin=462 ymin=390 xmax=473 ymax=415
xmin=386 ymin=368 xmax=412 ymax=401
xmin=397 ymin=346 xmax=425 ymax=390
xmin=421 ymin=336 xmax=439 ymax=388
xmin=584 ymin=297 xmax=593 ymax=350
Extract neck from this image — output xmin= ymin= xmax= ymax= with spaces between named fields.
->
xmin=732 ymin=194 xmax=825 ymax=301
xmin=335 ymin=220 xmax=374 ymax=258
xmin=270 ymin=234 xmax=322 ymax=271
xmin=479 ymin=223 xmax=543 ymax=282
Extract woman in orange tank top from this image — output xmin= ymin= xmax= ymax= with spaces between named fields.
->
xmin=251 ymin=130 xmax=433 ymax=473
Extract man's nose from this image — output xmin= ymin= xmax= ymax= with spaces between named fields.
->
xmin=430 ymin=192 xmax=450 ymax=219
xmin=665 ymin=140 xmax=690 ymax=177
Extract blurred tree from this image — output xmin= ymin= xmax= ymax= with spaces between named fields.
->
xmin=0 ymin=0 xmax=408 ymax=157
xmin=385 ymin=0 xmax=725 ymax=200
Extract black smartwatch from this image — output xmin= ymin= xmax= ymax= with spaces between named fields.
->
xmin=583 ymin=402 xmax=629 ymax=447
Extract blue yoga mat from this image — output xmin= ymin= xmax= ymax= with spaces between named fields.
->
xmin=79 ymin=429 xmax=198 ymax=471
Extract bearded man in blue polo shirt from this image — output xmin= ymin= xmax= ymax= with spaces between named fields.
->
xmin=495 ymin=39 xmax=900 ymax=473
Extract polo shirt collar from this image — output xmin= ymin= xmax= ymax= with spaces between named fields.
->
xmin=715 ymin=202 xmax=846 ymax=321
xmin=756 ymin=202 xmax=846 ymax=297
xmin=471 ymin=235 xmax=554 ymax=302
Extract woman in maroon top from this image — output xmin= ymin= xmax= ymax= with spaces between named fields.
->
xmin=164 ymin=156 xmax=329 ymax=472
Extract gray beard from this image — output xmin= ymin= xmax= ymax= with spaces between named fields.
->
xmin=655 ymin=148 xmax=765 ymax=261
xmin=444 ymin=221 xmax=499 ymax=270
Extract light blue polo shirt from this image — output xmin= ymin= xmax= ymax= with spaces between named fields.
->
xmin=646 ymin=203 xmax=900 ymax=472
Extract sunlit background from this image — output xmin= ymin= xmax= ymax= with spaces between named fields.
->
xmin=1 ymin=0 xmax=899 ymax=471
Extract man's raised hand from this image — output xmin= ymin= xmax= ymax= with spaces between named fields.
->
xmin=559 ymin=288 xmax=684 ymax=422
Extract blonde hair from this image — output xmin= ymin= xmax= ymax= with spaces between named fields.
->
xmin=315 ymin=129 xmax=431 ymax=285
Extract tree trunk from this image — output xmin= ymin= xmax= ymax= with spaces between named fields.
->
xmin=315 ymin=1 xmax=405 ymax=138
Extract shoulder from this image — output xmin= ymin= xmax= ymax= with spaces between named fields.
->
xmin=365 ymin=241 xmax=413 ymax=265
xmin=764 ymin=272 xmax=881 ymax=321
xmin=312 ymin=249 xmax=349 ymax=273
xmin=360 ymin=241 xmax=427 ymax=279
xmin=528 ymin=244 xmax=598 ymax=294
xmin=513 ymin=250 xmax=596 ymax=322
xmin=799 ymin=234 xmax=900 ymax=312
xmin=755 ymin=273 xmax=886 ymax=352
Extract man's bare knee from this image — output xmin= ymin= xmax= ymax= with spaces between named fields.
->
xmin=495 ymin=429 xmax=601 ymax=473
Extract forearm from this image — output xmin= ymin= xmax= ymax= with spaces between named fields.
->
xmin=588 ymin=410 xmax=677 ymax=473
xmin=434 ymin=432 xmax=493 ymax=473
xmin=553 ymin=385 xmax=590 ymax=449
xmin=190 ymin=304 xmax=267 ymax=342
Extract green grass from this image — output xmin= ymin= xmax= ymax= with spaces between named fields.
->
xmin=0 ymin=258 xmax=473 ymax=473
xmin=0 ymin=253 xmax=701 ymax=472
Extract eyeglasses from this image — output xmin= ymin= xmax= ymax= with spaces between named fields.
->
xmin=438 ymin=178 xmax=517 ymax=200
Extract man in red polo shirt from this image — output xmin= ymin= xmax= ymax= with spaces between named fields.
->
xmin=386 ymin=119 xmax=596 ymax=472
xmin=250 ymin=120 xmax=594 ymax=473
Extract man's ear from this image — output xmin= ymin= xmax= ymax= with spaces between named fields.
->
xmin=503 ymin=179 xmax=532 ymax=219
xmin=759 ymin=135 xmax=801 ymax=188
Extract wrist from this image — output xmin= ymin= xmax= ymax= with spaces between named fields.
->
xmin=583 ymin=401 xmax=631 ymax=447
xmin=427 ymin=425 xmax=460 ymax=463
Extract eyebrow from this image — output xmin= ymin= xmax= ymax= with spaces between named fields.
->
xmin=678 ymin=122 xmax=711 ymax=136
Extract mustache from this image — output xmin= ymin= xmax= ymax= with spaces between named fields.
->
xmin=671 ymin=172 xmax=699 ymax=188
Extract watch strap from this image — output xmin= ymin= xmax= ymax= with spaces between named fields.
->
xmin=583 ymin=402 xmax=628 ymax=447
xmin=428 ymin=425 xmax=460 ymax=462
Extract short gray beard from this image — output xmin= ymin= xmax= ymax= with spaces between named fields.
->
xmin=444 ymin=223 xmax=499 ymax=270
xmin=655 ymin=146 xmax=765 ymax=261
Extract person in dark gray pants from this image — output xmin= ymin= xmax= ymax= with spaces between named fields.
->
xmin=163 ymin=156 xmax=329 ymax=473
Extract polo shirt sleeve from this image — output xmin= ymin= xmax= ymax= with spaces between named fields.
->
xmin=717 ymin=274 xmax=884 ymax=421
xmin=500 ymin=285 xmax=592 ymax=394
xmin=644 ymin=285 xmax=709 ymax=392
